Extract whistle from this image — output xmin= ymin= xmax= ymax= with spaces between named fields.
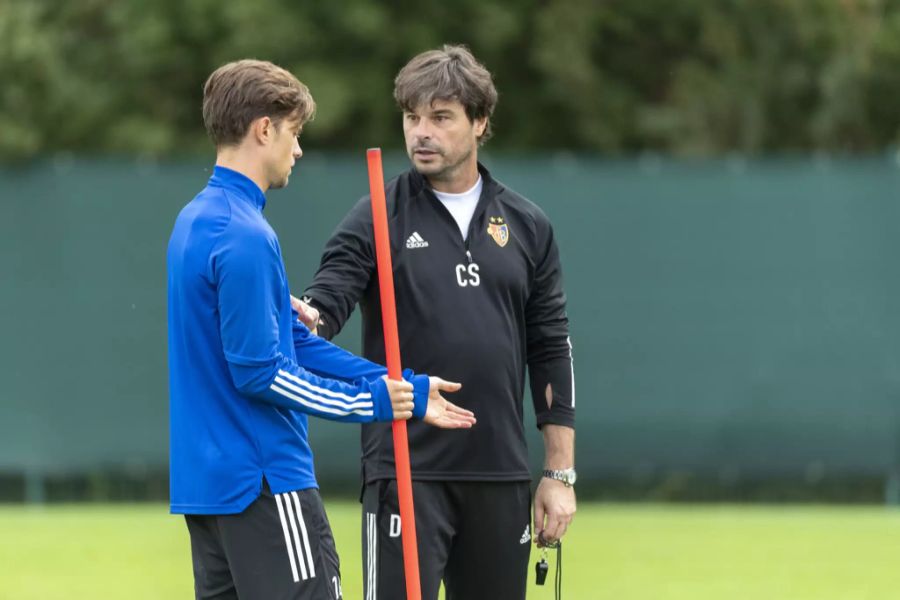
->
xmin=535 ymin=557 xmax=549 ymax=585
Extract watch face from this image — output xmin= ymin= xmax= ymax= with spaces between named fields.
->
xmin=567 ymin=470 xmax=577 ymax=485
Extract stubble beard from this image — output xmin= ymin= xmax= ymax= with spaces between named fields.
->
xmin=413 ymin=144 xmax=474 ymax=185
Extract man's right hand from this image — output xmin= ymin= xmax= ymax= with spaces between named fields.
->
xmin=383 ymin=376 xmax=415 ymax=420
xmin=290 ymin=294 xmax=320 ymax=335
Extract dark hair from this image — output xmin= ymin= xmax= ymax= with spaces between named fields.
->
xmin=202 ymin=59 xmax=316 ymax=147
xmin=394 ymin=45 xmax=498 ymax=143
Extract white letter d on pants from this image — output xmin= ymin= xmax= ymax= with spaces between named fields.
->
xmin=389 ymin=514 xmax=401 ymax=538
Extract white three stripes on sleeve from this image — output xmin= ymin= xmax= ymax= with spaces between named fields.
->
xmin=568 ymin=336 xmax=576 ymax=408
xmin=271 ymin=369 xmax=374 ymax=417
xmin=275 ymin=492 xmax=316 ymax=582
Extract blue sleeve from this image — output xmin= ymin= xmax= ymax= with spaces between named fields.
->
xmin=291 ymin=318 xmax=429 ymax=419
xmin=210 ymin=226 xmax=396 ymax=422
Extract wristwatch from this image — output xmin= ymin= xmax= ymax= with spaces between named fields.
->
xmin=542 ymin=468 xmax=577 ymax=487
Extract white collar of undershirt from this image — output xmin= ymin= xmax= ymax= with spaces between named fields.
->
xmin=432 ymin=176 xmax=482 ymax=240
xmin=431 ymin=175 xmax=483 ymax=202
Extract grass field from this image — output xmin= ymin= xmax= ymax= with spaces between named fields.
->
xmin=2 ymin=501 xmax=900 ymax=599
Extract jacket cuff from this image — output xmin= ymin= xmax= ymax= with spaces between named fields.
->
xmin=370 ymin=377 xmax=394 ymax=422
xmin=408 ymin=373 xmax=430 ymax=419
xmin=536 ymin=411 xmax=575 ymax=430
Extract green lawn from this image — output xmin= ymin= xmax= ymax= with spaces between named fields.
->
xmin=2 ymin=502 xmax=900 ymax=599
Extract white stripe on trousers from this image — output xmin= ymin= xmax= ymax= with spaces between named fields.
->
xmin=275 ymin=494 xmax=300 ymax=583
xmin=366 ymin=512 xmax=377 ymax=600
xmin=291 ymin=491 xmax=316 ymax=579
xmin=276 ymin=492 xmax=315 ymax=582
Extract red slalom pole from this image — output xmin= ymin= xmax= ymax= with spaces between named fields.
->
xmin=367 ymin=148 xmax=421 ymax=600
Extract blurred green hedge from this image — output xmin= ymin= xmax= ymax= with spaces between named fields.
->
xmin=1 ymin=0 xmax=899 ymax=158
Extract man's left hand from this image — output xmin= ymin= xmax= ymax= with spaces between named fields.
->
xmin=423 ymin=377 xmax=476 ymax=429
xmin=533 ymin=477 xmax=576 ymax=547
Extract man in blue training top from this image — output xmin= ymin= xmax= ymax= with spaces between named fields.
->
xmin=167 ymin=59 xmax=476 ymax=600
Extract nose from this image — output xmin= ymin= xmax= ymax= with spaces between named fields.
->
xmin=411 ymin=119 xmax=432 ymax=141
xmin=293 ymin=138 xmax=302 ymax=159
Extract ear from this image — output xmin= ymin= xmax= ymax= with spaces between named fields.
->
xmin=474 ymin=116 xmax=487 ymax=139
xmin=251 ymin=116 xmax=274 ymax=146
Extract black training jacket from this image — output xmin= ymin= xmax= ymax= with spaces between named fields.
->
xmin=303 ymin=163 xmax=574 ymax=483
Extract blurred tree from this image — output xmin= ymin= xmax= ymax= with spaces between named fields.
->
xmin=0 ymin=0 xmax=897 ymax=158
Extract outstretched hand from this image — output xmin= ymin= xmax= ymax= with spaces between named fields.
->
xmin=423 ymin=377 xmax=475 ymax=429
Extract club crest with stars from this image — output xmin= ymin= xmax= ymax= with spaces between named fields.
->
xmin=487 ymin=216 xmax=510 ymax=247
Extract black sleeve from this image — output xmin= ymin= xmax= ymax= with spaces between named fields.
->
xmin=302 ymin=197 xmax=375 ymax=341
xmin=526 ymin=218 xmax=576 ymax=430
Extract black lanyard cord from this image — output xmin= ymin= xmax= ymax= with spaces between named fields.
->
xmin=535 ymin=538 xmax=563 ymax=599
xmin=554 ymin=542 xmax=562 ymax=600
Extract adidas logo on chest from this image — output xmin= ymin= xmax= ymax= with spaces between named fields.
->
xmin=405 ymin=231 xmax=429 ymax=249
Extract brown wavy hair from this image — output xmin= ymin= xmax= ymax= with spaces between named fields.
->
xmin=394 ymin=45 xmax=498 ymax=144
xmin=202 ymin=59 xmax=316 ymax=147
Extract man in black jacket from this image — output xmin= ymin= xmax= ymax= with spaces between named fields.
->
xmin=300 ymin=45 xmax=576 ymax=600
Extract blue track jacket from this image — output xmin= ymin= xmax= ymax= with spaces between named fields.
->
xmin=167 ymin=166 xmax=429 ymax=514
